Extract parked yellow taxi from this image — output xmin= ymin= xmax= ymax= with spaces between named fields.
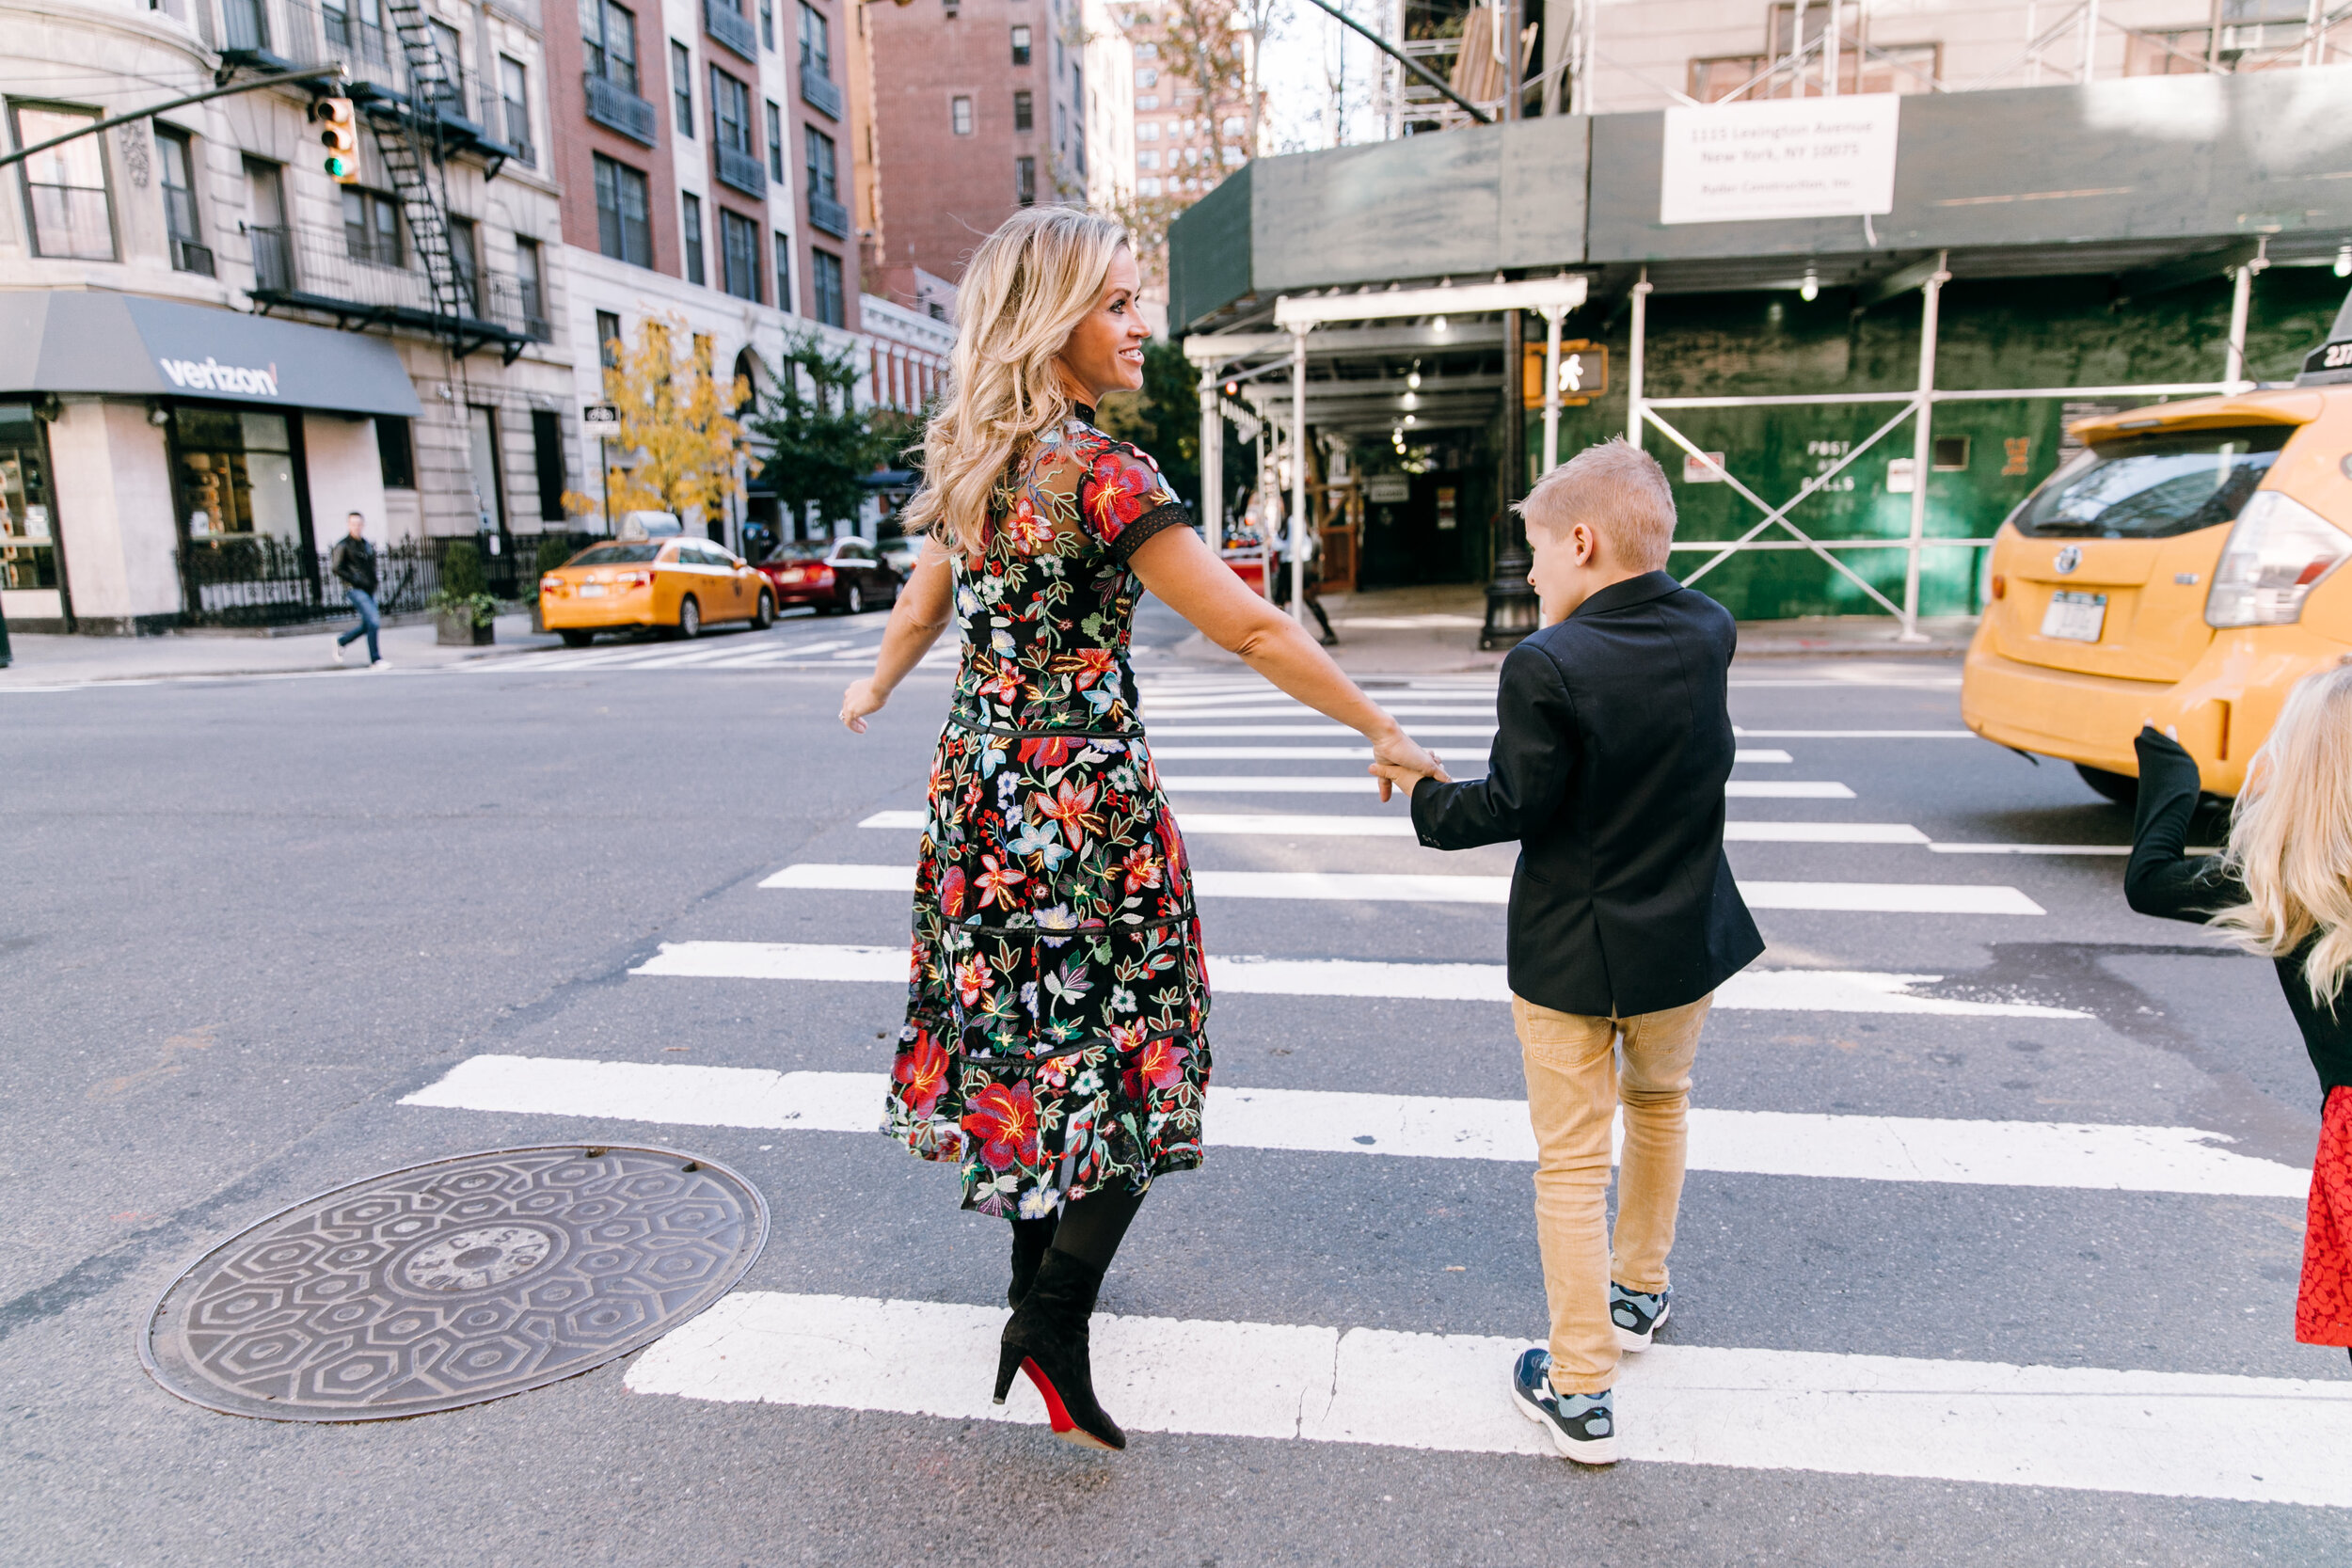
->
xmin=1963 ymin=369 xmax=2352 ymax=800
xmin=538 ymin=538 xmax=775 ymax=647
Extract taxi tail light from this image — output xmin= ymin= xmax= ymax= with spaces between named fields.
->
xmin=540 ymin=574 xmax=563 ymax=592
xmin=2203 ymin=491 xmax=2351 ymax=627
xmin=617 ymin=569 xmax=652 ymax=589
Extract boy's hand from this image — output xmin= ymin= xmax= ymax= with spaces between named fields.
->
xmin=1368 ymin=730 xmax=1449 ymax=803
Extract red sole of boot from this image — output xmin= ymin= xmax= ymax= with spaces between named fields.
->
xmin=1021 ymin=1357 xmax=1117 ymax=1451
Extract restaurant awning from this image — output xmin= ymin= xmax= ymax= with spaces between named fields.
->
xmin=0 ymin=291 xmax=423 ymax=418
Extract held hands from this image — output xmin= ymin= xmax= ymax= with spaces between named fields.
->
xmin=1367 ymin=726 xmax=1449 ymax=804
xmin=840 ymin=677 xmax=887 ymax=734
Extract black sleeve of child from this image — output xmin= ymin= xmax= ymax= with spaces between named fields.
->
xmin=2123 ymin=726 xmax=2244 ymax=924
xmin=1409 ymin=642 xmax=1577 ymax=850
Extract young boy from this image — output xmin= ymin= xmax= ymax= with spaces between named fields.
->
xmin=1375 ymin=439 xmax=1762 ymax=1465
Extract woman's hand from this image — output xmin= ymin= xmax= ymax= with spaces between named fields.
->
xmin=1367 ymin=726 xmax=1449 ymax=802
xmin=840 ymin=676 xmax=886 ymax=734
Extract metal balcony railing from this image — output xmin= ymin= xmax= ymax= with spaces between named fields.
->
xmin=705 ymin=0 xmax=758 ymax=61
xmin=248 ymin=223 xmax=294 ymax=292
xmin=799 ymin=67 xmax=842 ymax=121
xmin=585 ymin=71 xmax=660 ymax=146
xmin=244 ymin=222 xmax=545 ymax=341
xmin=716 ymin=144 xmax=768 ymax=198
xmin=807 ymin=189 xmax=849 ymax=239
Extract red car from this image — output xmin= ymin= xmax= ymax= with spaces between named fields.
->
xmin=755 ymin=536 xmax=903 ymax=615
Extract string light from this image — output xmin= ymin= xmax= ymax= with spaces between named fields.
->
xmin=2336 ymin=244 xmax=2351 ymax=279
xmin=1799 ymin=267 xmax=1820 ymax=303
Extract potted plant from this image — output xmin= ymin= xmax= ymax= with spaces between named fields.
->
xmin=432 ymin=540 xmax=498 ymax=646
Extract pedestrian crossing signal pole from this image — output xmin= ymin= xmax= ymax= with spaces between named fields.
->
xmin=315 ymin=97 xmax=358 ymax=183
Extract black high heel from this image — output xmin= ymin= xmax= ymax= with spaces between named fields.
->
xmin=991 ymin=1248 xmax=1124 ymax=1450
xmin=1008 ymin=1215 xmax=1057 ymax=1308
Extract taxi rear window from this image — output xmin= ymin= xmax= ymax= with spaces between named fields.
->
xmin=2012 ymin=425 xmax=2293 ymax=539
xmin=568 ymin=544 xmax=663 ymax=565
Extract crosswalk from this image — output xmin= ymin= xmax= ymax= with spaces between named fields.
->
xmin=391 ymin=666 xmax=2345 ymax=1508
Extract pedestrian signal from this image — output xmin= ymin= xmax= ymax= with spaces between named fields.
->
xmin=1523 ymin=340 xmax=1607 ymax=409
xmin=314 ymin=98 xmax=358 ymax=183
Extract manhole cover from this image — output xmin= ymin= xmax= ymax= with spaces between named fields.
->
xmin=140 ymin=1145 xmax=766 ymax=1421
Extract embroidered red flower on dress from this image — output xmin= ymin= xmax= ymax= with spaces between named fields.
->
xmin=1053 ymin=647 xmax=1117 ymax=688
xmin=1005 ymin=493 xmax=1056 ymax=554
xmin=963 ymin=1080 xmax=1041 ymax=1172
xmin=893 ymin=1029 xmax=950 ymax=1120
xmin=955 ymin=953 xmax=992 ymax=1006
xmin=976 ymin=853 xmax=1027 ymax=909
xmin=1120 ymin=1034 xmax=1187 ymax=1099
xmin=975 ymin=660 xmax=1024 ymax=705
xmin=939 ymin=865 xmax=968 ymax=918
xmin=1018 ymin=736 xmax=1075 ymax=769
xmin=1121 ymin=847 xmax=1164 ymax=895
xmin=1085 ymin=452 xmax=1161 ymax=542
xmin=1037 ymin=778 xmax=1104 ymax=850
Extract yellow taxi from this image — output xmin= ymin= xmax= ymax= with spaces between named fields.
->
xmin=538 ymin=537 xmax=775 ymax=647
xmin=1963 ymin=370 xmax=2352 ymax=800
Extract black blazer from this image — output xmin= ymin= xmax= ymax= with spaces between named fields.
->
xmin=1410 ymin=571 xmax=1764 ymax=1018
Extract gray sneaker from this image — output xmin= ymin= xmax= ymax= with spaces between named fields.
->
xmin=1510 ymin=1347 xmax=1618 ymax=1465
xmin=1611 ymin=1282 xmax=1671 ymax=1351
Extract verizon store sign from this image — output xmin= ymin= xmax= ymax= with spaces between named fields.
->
xmin=1660 ymin=95 xmax=1899 ymax=226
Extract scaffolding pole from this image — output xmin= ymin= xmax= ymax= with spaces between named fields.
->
xmin=1289 ymin=325 xmax=1311 ymax=626
xmin=1198 ymin=363 xmax=1224 ymax=550
xmin=1899 ymin=250 xmax=1950 ymax=641
xmin=1626 ymin=269 xmax=1651 ymax=449
xmin=1539 ymin=305 xmax=1565 ymax=473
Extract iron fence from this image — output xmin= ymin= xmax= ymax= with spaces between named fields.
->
xmin=176 ymin=534 xmax=602 ymax=627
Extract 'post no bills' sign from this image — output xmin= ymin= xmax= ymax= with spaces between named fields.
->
xmin=1660 ymin=95 xmax=1899 ymax=226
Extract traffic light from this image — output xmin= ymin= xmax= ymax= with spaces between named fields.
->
xmin=315 ymin=97 xmax=358 ymax=183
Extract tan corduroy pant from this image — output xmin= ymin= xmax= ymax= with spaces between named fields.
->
xmin=1512 ymin=990 xmax=1713 ymax=1395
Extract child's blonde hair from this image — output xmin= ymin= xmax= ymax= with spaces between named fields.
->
xmin=2212 ymin=660 xmax=2352 ymax=1011
xmin=1515 ymin=439 xmax=1677 ymax=570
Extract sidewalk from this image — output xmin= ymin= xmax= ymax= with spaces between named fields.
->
xmin=0 ymin=612 xmax=563 ymax=686
xmin=1168 ymin=584 xmax=1975 ymax=676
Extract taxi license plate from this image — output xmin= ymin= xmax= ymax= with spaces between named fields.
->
xmin=577 ymin=583 xmax=607 ymax=597
xmin=2041 ymin=590 xmax=2106 ymax=641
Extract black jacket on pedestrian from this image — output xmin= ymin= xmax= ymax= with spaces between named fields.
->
xmin=331 ymin=536 xmax=377 ymax=594
xmin=1409 ymin=570 xmax=1764 ymax=1018
xmin=2125 ymin=727 xmax=2351 ymax=1094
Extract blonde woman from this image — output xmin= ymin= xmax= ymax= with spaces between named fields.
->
xmin=2126 ymin=663 xmax=2352 ymax=1357
xmin=838 ymin=207 xmax=1443 ymax=1449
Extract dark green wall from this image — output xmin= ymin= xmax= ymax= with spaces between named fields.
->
xmin=1522 ymin=267 xmax=2348 ymax=619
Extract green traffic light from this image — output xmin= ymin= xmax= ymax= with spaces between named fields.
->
xmin=326 ymin=156 xmax=353 ymax=178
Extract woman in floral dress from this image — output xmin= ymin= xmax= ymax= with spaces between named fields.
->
xmin=839 ymin=208 xmax=1444 ymax=1451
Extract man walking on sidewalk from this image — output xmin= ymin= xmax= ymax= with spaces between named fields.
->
xmin=330 ymin=513 xmax=384 ymax=668
xmin=1373 ymin=440 xmax=1762 ymax=1465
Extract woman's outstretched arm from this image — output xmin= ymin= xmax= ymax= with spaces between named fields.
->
xmin=840 ymin=547 xmax=955 ymax=733
xmin=1126 ymin=524 xmax=1447 ymax=799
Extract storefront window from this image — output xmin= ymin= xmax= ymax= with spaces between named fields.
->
xmin=172 ymin=406 xmax=303 ymax=545
xmin=0 ymin=404 xmax=61 ymax=596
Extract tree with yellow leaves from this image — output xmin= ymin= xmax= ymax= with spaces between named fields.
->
xmin=562 ymin=315 xmax=760 ymax=527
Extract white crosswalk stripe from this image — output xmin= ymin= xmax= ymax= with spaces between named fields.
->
xmin=626 ymin=939 xmax=2086 ymax=1015
xmin=1151 ymin=776 xmax=1858 ymax=797
xmin=759 ymin=863 xmax=2045 ymax=914
xmin=625 ymin=1291 xmax=2352 ymax=1507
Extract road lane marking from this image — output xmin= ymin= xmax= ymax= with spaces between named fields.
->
xmin=856 ymin=811 xmax=1930 ymax=845
xmin=1145 ymin=746 xmax=1791 ymax=764
xmin=1736 ymin=728 xmax=1975 ymax=737
xmin=627 ymin=941 xmax=2086 ymax=1016
xmin=1145 ymin=723 xmax=1501 ymax=737
xmin=1152 ymin=777 xmax=1855 ymax=798
xmin=404 ymin=1055 xmax=2296 ymax=1195
xmin=622 ymin=1291 xmax=2352 ymax=1506
xmin=759 ymin=863 xmax=2042 ymax=914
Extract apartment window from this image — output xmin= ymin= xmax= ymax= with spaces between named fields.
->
xmin=592 ymin=153 xmax=651 ymax=265
xmin=377 ymin=415 xmax=416 ymax=489
xmin=1134 ymin=40 xmax=1155 ymax=58
xmin=596 ymin=309 xmax=623 ymax=366
xmin=244 ymin=156 xmax=290 ymax=291
xmin=773 ymin=231 xmax=794 ymax=316
xmin=1013 ymin=88 xmax=1033 ymax=131
xmin=804 ymin=125 xmax=837 ymax=199
xmin=950 ymin=95 xmax=973 ymax=135
xmin=1010 ymin=23 xmax=1030 ymax=64
xmin=799 ymin=2 xmax=831 ymax=78
xmin=1136 ymin=93 xmax=1158 ymax=109
xmin=760 ymin=0 xmax=775 ymax=49
xmin=711 ymin=66 xmax=753 ymax=154
xmin=1015 ymin=154 xmax=1035 ymax=207
xmin=765 ymin=99 xmax=785 ymax=179
xmin=448 ymin=214 xmax=481 ymax=314
xmin=811 ymin=247 xmax=844 ymax=326
xmin=1136 ymin=149 xmax=1157 ymax=169
xmin=1136 ymin=120 xmax=1158 ymax=140
xmin=342 ymin=187 xmax=403 ymax=266
xmin=582 ymin=0 xmax=641 ymax=93
xmin=12 ymin=104 xmax=115 ymax=261
xmin=672 ymin=40 xmax=695 ymax=135
xmin=516 ymin=236 xmax=548 ymax=339
xmin=1135 ymin=66 xmax=1153 ymax=87
xmin=1138 ymin=175 xmax=1160 ymax=196
xmin=681 ymin=190 xmax=706 ymax=284
xmin=155 ymin=125 xmax=211 ymax=276
xmin=721 ymin=208 xmax=760 ymax=302
xmin=1220 ymin=116 xmax=1244 ymax=137
xmin=499 ymin=55 xmax=534 ymax=165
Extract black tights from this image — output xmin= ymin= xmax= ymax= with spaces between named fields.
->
xmin=1009 ymin=1184 xmax=1148 ymax=1272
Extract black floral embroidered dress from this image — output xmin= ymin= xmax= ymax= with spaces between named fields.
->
xmin=883 ymin=412 xmax=1205 ymax=1218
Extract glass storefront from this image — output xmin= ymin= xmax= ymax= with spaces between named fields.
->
xmin=0 ymin=403 xmax=67 ymax=619
xmin=171 ymin=406 xmax=306 ymax=545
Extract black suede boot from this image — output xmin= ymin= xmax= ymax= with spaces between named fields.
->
xmin=1008 ymin=1215 xmax=1057 ymax=1308
xmin=993 ymin=1248 xmax=1124 ymax=1450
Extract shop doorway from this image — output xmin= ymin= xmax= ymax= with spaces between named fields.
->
xmin=169 ymin=404 xmax=317 ymax=619
xmin=467 ymin=404 xmax=507 ymax=536
xmin=1356 ymin=468 xmax=1474 ymax=588
xmin=0 ymin=403 xmax=70 ymax=628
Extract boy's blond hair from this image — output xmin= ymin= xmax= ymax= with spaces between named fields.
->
xmin=1515 ymin=438 xmax=1677 ymax=571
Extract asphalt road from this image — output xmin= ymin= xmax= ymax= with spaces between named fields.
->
xmin=4 ymin=605 xmax=2346 ymax=1566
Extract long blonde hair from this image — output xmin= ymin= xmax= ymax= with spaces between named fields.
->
xmin=2211 ymin=660 xmax=2352 ymax=1011
xmin=902 ymin=207 xmax=1130 ymax=556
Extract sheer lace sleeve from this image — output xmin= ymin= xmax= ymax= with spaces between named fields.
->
xmin=1075 ymin=436 xmax=1188 ymax=565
